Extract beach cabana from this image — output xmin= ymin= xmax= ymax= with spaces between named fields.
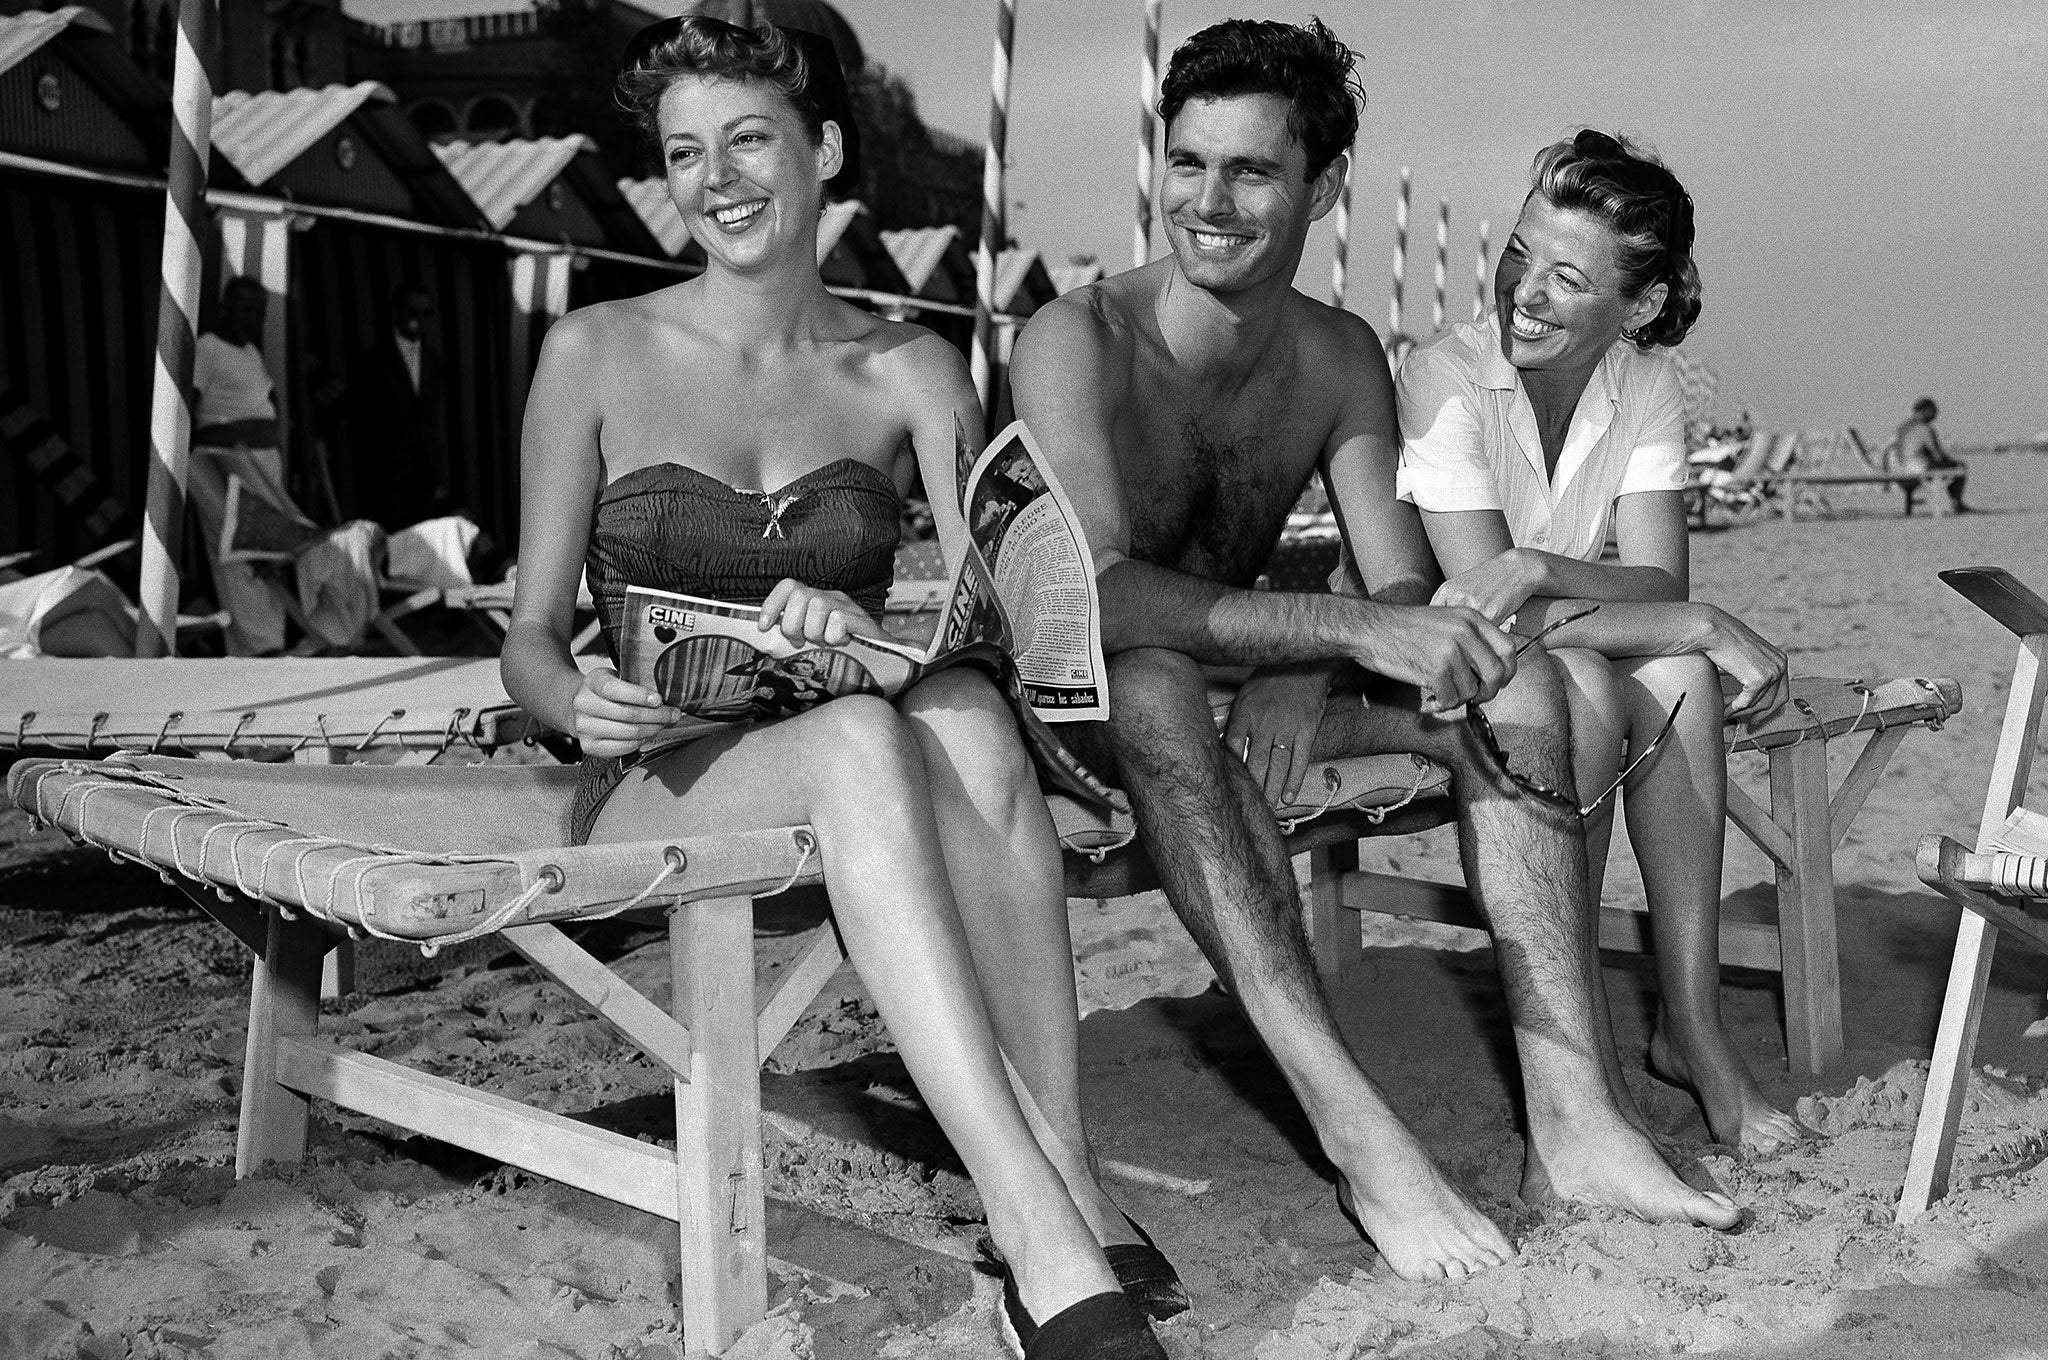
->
xmin=434 ymin=135 xmax=668 ymax=428
xmin=203 ymin=82 xmax=525 ymax=545
xmin=816 ymin=198 xmax=911 ymax=295
xmin=1050 ymin=257 xmax=1106 ymax=295
xmin=992 ymin=246 xmax=1057 ymax=317
xmin=880 ymin=223 xmax=976 ymax=306
xmin=0 ymin=7 xmax=169 ymax=567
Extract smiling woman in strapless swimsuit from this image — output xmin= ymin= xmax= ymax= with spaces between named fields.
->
xmin=499 ymin=19 xmax=1174 ymax=1359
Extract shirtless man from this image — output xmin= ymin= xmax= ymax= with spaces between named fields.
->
xmin=1011 ymin=17 xmax=1741 ymax=1281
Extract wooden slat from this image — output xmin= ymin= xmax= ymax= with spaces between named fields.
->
xmin=1772 ymin=739 xmax=1843 ymax=1074
xmin=1829 ymin=726 xmax=1909 ymax=850
xmin=1725 ymin=779 xmax=1793 ymax=869
xmin=503 ymin=922 xmax=695 ymax=1081
xmin=1334 ymin=871 xmax=1782 ymax=972
xmin=1942 ymin=567 xmax=2048 ymax=639
xmin=1897 ymin=911 xmax=1998 ymax=1222
xmin=755 ymin=923 xmax=846 ymax=1062
xmin=274 ymin=1036 xmax=681 ymax=1219
xmin=237 ymin=914 xmax=327 ymax=1175
xmin=1307 ymin=840 xmax=1360 ymax=980
xmin=672 ymin=896 xmax=768 ymax=1353
xmin=1979 ymin=637 xmax=2046 ymax=851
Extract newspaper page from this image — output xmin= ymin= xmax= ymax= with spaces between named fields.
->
xmin=958 ymin=422 xmax=1109 ymax=721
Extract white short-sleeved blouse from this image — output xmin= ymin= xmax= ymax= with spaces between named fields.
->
xmin=1394 ymin=315 xmax=1687 ymax=563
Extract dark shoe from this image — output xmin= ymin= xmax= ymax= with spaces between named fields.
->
xmin=1102 ymin=1216 xmax=1190 ymax=1321
xmin=999 ymin=1271 xmax=1169 ymax=1360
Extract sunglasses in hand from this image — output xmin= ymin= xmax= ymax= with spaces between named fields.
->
xmin=1466 ymin=689 xmax=1685 ymax=819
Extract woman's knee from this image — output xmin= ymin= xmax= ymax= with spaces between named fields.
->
xmin=807 ymin=693 xmax=923 ymax=788
xmin=900 ymin=668 xmax=1039 ymax=791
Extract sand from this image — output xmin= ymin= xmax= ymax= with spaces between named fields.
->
xmin=3 ymin=454 xmax=2046 ymax=1360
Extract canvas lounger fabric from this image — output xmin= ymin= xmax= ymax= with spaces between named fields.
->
xmin=0 ymin=656 xmax=536 ymax=758
xmin=9 ymin=753 xmax=830 ymax=1357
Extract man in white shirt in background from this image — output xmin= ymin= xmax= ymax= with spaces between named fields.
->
xmin=187 ymin=276 xmax=291 ymax=655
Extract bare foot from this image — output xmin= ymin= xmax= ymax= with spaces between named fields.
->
xmin=1329 ymin=1133 xmax=1514 ymax=1281
xmin=1523 ymin=1110 xmax=1742 ymax=1229
xmin=1648 ymin=1025 xmax=1808 ymax=1157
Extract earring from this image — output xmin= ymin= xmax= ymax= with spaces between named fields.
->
xmin=1621 ymin=325 xmax=1644 ymax=343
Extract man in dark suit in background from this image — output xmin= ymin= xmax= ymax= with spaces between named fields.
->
xmin=348 ymin=282 xmax=448 ymax=532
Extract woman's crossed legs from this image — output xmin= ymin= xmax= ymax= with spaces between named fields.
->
xmin=590 ymin=671 xmax=1129 ymax=1323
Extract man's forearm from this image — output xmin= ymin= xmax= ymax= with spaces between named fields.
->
xmin=1099 ymin=557 xmax=1395 ymax=666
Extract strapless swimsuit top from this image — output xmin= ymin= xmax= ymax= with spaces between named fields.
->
xmin=585 ymin=458 xmax=901 ymax=660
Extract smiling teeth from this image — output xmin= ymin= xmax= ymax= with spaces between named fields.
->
xmin=1511 ymin=310 xmax=1559 ymax=337
xmin=713 ymin=202 xmax=763 ymax=226
xmin=1192 ymin=231 xmax=1237 ymax=249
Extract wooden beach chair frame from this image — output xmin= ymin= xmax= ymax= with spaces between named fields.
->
xmin=1896 ymin=567 xmax=2048 ymax=1222
xmin=9 ymin=754 xmax=836 ymax=1357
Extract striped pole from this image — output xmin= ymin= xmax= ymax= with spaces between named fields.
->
xmin=1387 ymin=166 xmax=1409 ymax=337
xmin=970 ymin=0 xmax=1017 ymax=425
xmin=1431 ymin=197 xmax=1449 ymax=331
xmin=137 ymin=0 xmax=220 ymax=658
xmin=1133 ymin=0 xmax=1162 ymax=270
xmin=1473 ymin=218 xmax=1491 ymax=321
xmin=1328 ymin=155 xmax=1352 ymax=308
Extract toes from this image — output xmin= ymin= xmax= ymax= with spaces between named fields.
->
xmin=1688 ymin=1190 xmax=1742 ymax=1230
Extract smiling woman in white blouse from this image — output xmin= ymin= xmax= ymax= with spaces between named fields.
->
xmin=1397 ymin=130 xmax=1803 ymax=1157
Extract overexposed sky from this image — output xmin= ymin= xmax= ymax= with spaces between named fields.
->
xmin=836 ymin=0 xmax=2048 ymax=444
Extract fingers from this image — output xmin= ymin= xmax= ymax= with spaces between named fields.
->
xmin=574 ymin=665 xmax=679 ymax=752
xmin=760 ymin=580 xmax=868 ymax=646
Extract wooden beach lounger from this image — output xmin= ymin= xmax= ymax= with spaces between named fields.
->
xmin=0 ymin=656 xmax=539 ymax=760
xmin=9 ymin=754 xmax=830 ymax=1356
xmin=1897 ymin=568 xmax=2048 ymax=1222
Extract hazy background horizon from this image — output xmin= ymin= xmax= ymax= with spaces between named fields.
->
xmin=836 ymin=0 xmax=2046 ymax=446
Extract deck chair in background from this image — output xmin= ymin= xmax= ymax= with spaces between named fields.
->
xmin=371 ymin=519 xmax=603 ymax=658
xmin=9 ymin=754 xmax=833 ymax=1358
xmin=1897 ymin=568 xmax=2048 ymax=1222
xmin=1303 ymin=673 xmax=1961 ymax=1077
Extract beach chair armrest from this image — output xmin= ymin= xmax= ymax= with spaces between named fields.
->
xmin=1941 ymin=567 xmax=2048 ymax=638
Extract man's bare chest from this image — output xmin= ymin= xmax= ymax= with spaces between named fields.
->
xmin=1114 ymin=373 xmax=1329 ymax=587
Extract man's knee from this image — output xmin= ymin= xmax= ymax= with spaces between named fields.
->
xmin=1109 ymin=646 xmax=1206 ymax=716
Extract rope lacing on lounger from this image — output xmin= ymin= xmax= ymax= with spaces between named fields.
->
xmin=1278 ymin=767 xmax=1345 ymax=835
xmin=150 ymin=710 xmax=184 ymax=754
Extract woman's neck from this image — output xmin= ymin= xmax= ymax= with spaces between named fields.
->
xmin=693 ymin=252 xmax=834 ymax=351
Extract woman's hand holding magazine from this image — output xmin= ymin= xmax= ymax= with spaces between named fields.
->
xmin=570 ymin=666 xmax=683 ymax=759
xmin=757 ymin=578 xmax=889 ymax=647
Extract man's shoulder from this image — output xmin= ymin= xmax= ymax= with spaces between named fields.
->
xmin=1013 ymin=280 xmax=1139 ymax=384
xmin=1285 ymin=288 xmax=1385 ymax=361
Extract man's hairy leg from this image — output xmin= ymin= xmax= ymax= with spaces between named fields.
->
xmin=1321 ymin=655 xmax=1740 ymax=1231
xmin=1099 ymin=647 xmax=1512 ymax=1281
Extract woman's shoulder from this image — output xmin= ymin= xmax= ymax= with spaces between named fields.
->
xmin=1397 ymin=319 xmax=1492 ymax=398
xmin=842 ymin=308 xmax=975 ymax=402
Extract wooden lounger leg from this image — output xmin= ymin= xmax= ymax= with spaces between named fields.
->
xmin=1308 ymin=840 xmax=1361 ymax=981
xmin=1897 ymin=911 xmax=1999 ymax=1222
xmin=671 ymin=895 xmax=768 ymax=1355
xmin=237 ymin=909 xmax=328 ymax=1175
xmin=1770 ymin=738 xmax=1844 ymax=1075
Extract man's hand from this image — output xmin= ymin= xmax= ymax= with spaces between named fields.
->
xmin=1223 ymin=663 xmax=1337 ymax=806
xmin=1348 ymin=602 xmax=1518 ymax=714
xmin=758 ymin=579 xmax=886 ymax=647
xmin=1430 ymin=547 xmax=1541 ymax=624
xmin=1702 ymin=608 xmax=1791 ymax=725
xmin=572 ymin=666 xmax=682 ymax=759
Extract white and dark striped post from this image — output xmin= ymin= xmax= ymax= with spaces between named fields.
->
xmin=1387 ymin=165 xmax=1410 ymax=337
xmin=1328 ymin=154 xmax=1352 ymax=309
xmin=1133 ymin=0 xmax=1162 ymax=270
xmin=137 ymin=0 xmax=220 ymax=658
xmin=970 ymin=0 xmax=1017 ymax=424
xmin=1473 ymin=218 xmax=1491 ymax=321
xmin=1431 ymin=197 xmax=1449 ymax=331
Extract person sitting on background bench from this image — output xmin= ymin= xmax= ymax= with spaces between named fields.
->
xmin=1013 ymin=17 xmax=1743 ymax=1286
xmin=1397 ymin=130 xmax=1800 ymax=1154
xmin=1891 ymin=396 xmax=1970 ymax=515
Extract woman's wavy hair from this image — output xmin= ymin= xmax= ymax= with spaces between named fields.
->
xmin=615 ymin=16 xmax=860 ymax=198
xmin=1530 ymin=130 xmax=1699 ymax=348
xmin=1158 ymin=17 xmax=1363 ymax=180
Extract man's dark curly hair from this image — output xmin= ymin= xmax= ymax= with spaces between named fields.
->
xmin=1158 ymin=17 xmax=1363 ymax=180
